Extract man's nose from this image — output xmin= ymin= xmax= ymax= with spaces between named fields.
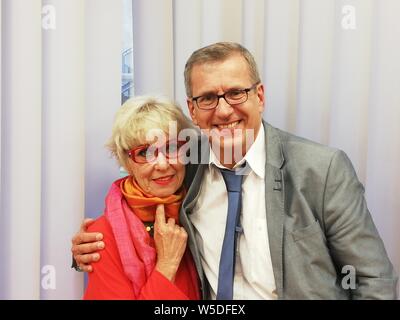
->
xmin=215 ymin=96 xmax=234 ymax=118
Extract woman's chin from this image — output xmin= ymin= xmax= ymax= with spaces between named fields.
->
xmin=149 ymin=184 xmax=177 ymax=198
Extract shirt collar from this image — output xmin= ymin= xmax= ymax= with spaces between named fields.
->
xmin=208 ymin=123 xmax=266 ymax=178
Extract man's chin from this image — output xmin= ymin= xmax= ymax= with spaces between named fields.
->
xmin=210 ymin=137 xmax=246 ymax=165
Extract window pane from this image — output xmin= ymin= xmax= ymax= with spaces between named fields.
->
xmin=120 ymin=0 xmax=133 ymax=177
xmin=121 ymin=0 xmax=133 ymax=105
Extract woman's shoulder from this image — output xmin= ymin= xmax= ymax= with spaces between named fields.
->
xmin=83 ymin=215 xmax=135 ymax=299
xmin=85 ymin=215 xmax=121 ymax=266
xmin=87 ymin=215 xmax=105 ymax=229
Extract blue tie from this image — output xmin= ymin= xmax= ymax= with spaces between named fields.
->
xmin=216 ymin=169 xmax=244 ymax=300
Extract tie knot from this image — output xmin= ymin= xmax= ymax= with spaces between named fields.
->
xmin=220 ymin=169 xmax=244 ymax=192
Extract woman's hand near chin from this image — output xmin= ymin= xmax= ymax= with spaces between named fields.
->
xmin=153 ymin=204 xmax=188 ymax=282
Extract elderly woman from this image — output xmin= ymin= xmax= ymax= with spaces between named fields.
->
xmin=83 ymin=96 xmax=200 ymax=300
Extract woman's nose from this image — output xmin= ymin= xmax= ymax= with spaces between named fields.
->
xmin=153 ymin=152 xmax=169 ymax=170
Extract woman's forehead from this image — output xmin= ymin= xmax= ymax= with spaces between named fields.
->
xmin=132 ymin=130 xmax=171 ymax=147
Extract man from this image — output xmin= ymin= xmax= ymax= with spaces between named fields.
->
xmin=72 ymin=42 xmax=397 ymax=299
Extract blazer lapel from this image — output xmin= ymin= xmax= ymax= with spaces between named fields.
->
xmin=263 ymin=121 xmax=285 ymax=299
xmin=180 ymin=134 xmax=210 ymax=299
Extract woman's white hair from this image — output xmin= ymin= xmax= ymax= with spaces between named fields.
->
xmin=106 ymin=95 xmax=194 ymax=171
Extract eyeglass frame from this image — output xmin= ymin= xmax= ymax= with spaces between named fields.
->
xmin=127 ymin=139 xmax=188 ymax=164
xmin=190 ymin=82 xmax=260 ymax=110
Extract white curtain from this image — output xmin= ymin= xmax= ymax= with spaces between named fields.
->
xmin=1 ymin=0 xmax=399 ymax=299
xmin=0 ymin=0 xmax=122 ymax=299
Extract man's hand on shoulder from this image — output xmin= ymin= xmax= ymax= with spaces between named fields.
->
xmin=71 ymin=218 xmax=105 ymax=272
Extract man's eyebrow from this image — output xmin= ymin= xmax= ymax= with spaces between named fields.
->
xmin=194 ymin=89 xmax=217 ymax=97
xmin=194 ymin=86 xmax=245 ymax=97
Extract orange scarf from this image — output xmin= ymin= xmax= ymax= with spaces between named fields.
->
xmin=120 ymin=176 xmax=185 ymax=224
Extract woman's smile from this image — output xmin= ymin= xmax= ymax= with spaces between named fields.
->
xmin=152 ymin=174 xmax=175 ymax=185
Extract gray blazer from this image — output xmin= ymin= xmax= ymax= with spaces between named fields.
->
xmin=180 ymin=121 xmax=398 ymax=300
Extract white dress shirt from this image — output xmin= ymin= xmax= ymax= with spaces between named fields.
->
xmin=189 ymin=124 xmax=277 ymax=299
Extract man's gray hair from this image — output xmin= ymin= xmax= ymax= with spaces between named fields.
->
xmin=184 ymin=42 xmax=261 ymax=97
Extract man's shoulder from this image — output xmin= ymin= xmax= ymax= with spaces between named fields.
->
xmin=263 ymin=122 xmax=347 ymax=176
xmin=264 ymin=122 xmax=338 ymax=158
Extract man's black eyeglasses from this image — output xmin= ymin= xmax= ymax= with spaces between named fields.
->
xmin=191 ymin=82 xmax=260 ymax=110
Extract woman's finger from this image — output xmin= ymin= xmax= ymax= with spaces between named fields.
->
xmin=155 ymin=204 xmax=166 ymax=227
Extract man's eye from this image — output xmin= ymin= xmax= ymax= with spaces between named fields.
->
xmin=227 ymin=90 xmax=244 ymax=99
xmin=199 ymin=94 xmax=216 ymax=104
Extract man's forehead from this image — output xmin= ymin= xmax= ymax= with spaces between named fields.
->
xmin=193 ymin=55 xmax=250 ymax=76
xmin=193 ymin=54 xmax=246 ymax=69
xmin=191 ymin=66 xmax=252 ymax=93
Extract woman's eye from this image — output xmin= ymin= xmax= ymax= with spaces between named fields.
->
xmin=137 ymin=148 xmax=148 ymax=157
xmin=167 ymin=143 xmax=178 ymax=153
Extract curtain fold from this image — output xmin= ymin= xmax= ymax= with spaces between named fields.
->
xmin=328 ymin=0 xmax=374 ymax=183
xmin=0 ymin=0 xmax=3 ymax=298
xmin=84 ymin=0 xmax=123 ymax=220
xmin=41 ymin=0 xmax=86 ymax=300
xmin=132 ymin=0 xmax=174 ymax=97
xmin=1 ymin=0 xmax=42 ymax=299
xmin=263 ymin=0 xmax=299 ymax=133
xmin=364 ymin=0 xmax=400 ymax=260
xmin=295 ymin=0 xmax=336 ymax=145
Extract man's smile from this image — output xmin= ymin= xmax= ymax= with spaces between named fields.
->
xmin=213 ymin=120 xmax=242 ymax=130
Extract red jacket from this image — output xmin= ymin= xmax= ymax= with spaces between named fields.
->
xmin=83 ymin=215 xmax=200 ymax=300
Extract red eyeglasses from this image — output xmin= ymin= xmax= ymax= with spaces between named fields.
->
xmin=127 ymin=140 xmax=188 ymax=164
